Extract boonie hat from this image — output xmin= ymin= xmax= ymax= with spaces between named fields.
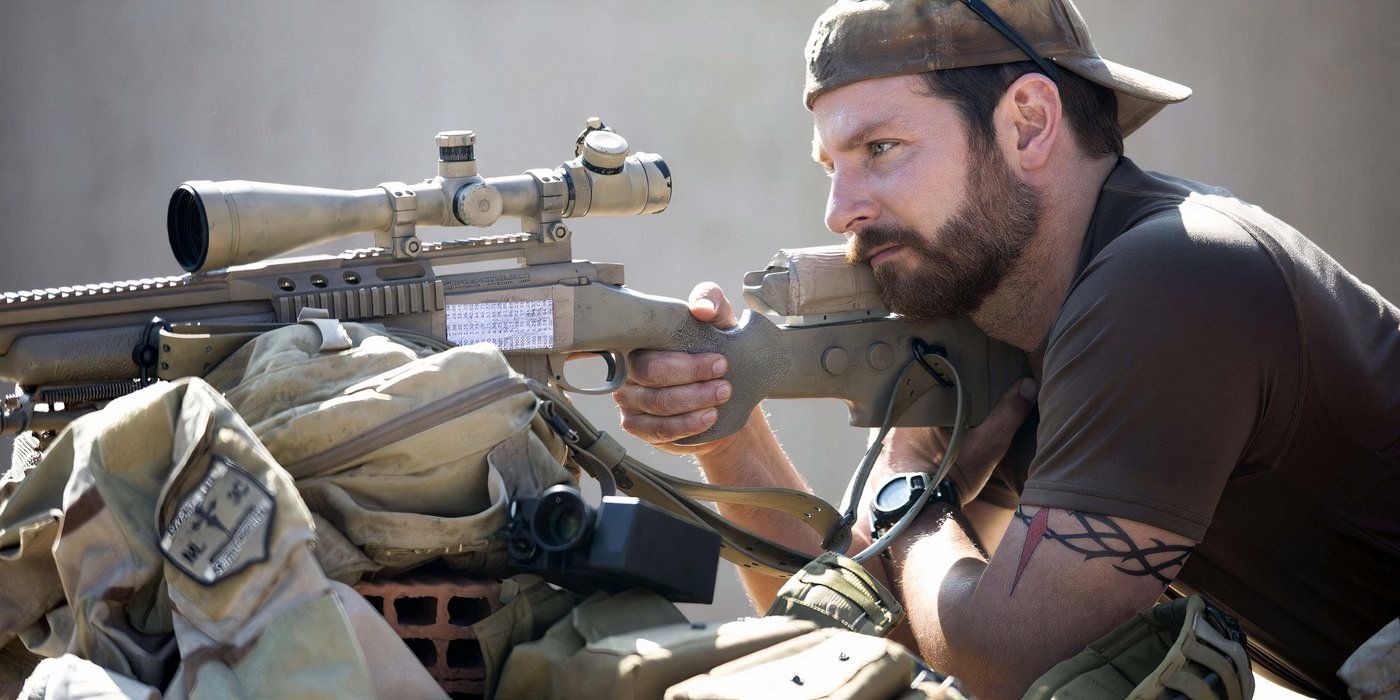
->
xmin=804 ymin=0 xmax=1191 ymax=136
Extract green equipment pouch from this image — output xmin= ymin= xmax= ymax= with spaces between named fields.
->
xmin=765 ymin=552 xmax=904 ymax=638
xmin=664 ymin=627 xmax=919 ymax=700
xmin=1021 ymin=595 xmax=1253 ymax=700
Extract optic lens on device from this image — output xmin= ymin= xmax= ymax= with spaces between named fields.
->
xmin=531 ymin=485 xmax=592 ymax=552
xmin=167 ymin=185 xmax=210 ymax=273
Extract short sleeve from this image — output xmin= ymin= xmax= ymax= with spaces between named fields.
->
xmin=1021 ymin=202 xmax=1300 ymax=540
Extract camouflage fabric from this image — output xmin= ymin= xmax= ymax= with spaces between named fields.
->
xmin=204 ymin=321 xmax=573 ymax=575
xmin=0 ymin=378 xmax=443 ymax=698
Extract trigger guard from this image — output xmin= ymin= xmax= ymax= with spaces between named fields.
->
xmin=556 ymin=351 xmax=628 ymax=395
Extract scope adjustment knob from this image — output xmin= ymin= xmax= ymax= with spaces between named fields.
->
xmin=436 ymin=130 xmax=477 ymax=178
xmin=581 ymin=131 xmax=629 ymax=174
xmin=436 ymin=130 xmax=476 ymax=156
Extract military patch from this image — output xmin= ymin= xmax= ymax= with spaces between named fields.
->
xmin=159 ymin=455 xmax=275 ymax=585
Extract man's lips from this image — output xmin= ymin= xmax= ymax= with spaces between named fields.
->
xmin=868 ymin=244 xmax=904 ymax=266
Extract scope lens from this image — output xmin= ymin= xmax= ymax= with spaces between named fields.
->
xmin=531 ymin=486 xmax=591 ymax=552
xmin=167 ymin=185 xmax=210 ymax=273
xmin=549 ymin=505 xmax=584 ymax=542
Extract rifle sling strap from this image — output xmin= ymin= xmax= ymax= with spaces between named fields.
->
xmin=539 ymin=382 xmax=842 ymax=578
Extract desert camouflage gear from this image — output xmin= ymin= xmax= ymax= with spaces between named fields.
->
xmin=1021 ymin=595 xmax=1253 ymax=700
xmin=203 ymin=319 xmax=574 ymax=576
xmin=766 ymin=552 xmax=904 ymax=638
xmin=0 ymin=377 xmax=443 ymax=697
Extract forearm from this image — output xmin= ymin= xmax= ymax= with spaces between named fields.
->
xmin=887 ymin=505 xmax=999 ymax=696
xmin=696 ymin=408 xmax=824 ymax=610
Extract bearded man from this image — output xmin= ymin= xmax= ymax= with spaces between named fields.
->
xmin=612 ymin=1 xmax=1400 ymax=698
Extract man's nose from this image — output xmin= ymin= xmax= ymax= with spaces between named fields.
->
xmin=824 ymin=172 xmax=879 ymax=235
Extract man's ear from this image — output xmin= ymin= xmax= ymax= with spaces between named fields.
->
xmin=998 ymin=73 xmax=1062 ymax=172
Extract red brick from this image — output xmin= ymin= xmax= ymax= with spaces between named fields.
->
xmin=355 ymin=573 xmax=503 ymax=698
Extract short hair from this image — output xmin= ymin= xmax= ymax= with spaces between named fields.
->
xmin=919 ymin=61 xmax=1123 ymax=157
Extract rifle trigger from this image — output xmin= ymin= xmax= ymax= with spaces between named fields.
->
xmin=554 ymin=351 xmax=628 ymax=395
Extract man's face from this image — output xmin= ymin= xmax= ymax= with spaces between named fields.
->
xmin=812 ymin=75 xmax=1041 ymax=320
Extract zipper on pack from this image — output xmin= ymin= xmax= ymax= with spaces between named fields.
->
xmin=289 ymin=374 xmax=532 ymax=476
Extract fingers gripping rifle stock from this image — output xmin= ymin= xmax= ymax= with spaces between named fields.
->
xmin=563 ymin=284 xmax=786 ymax=441
xmin=559 ymin=281 xmax=1025 ymax=445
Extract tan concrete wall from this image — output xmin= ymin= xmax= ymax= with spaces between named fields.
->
xmin=2 ymin=1 xmax=1396 ymax=625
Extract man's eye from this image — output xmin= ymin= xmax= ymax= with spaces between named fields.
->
xmin=868 ymin=141 xmax=896 ymax=157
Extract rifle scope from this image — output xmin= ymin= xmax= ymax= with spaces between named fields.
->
xmin=168 ymin=123 xmax=671 ymax=273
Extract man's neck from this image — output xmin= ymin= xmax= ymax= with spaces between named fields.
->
xmin=972 ymin=155 xmax=1117 ymax=356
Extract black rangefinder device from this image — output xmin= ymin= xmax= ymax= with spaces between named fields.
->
xmin=505 ymin=484 xmax=721 ymax=604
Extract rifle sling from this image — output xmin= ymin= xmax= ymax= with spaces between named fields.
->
xmin=539 ymin=382 xmax=843 ymax=577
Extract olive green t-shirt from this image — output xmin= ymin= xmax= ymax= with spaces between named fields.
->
xmin=983 ymin=157 xmax=1399 ymax=697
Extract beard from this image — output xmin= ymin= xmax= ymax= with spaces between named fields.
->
xmin=846 ymin=144 xmax=1041 ymax=321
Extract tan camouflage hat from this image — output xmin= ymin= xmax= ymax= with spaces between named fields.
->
xmin=804 ymin=0 xmax=1191 ymax=136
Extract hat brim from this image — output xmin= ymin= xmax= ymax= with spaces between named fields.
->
xmin=1054 ymin=55 xmax=1192 ymax=137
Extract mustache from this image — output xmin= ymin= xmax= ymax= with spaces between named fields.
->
xmin=844 ymin=224 xmax=926 ymax=265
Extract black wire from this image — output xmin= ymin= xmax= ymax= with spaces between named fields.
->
xmin=957 ymin=0 xmax=1060 ymax=84
xmin=911 ymin=339 xmax=954 ymax=388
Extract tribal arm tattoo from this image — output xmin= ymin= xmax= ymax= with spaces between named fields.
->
xmin=1009 ymin=506 xmax=1192 ymax=595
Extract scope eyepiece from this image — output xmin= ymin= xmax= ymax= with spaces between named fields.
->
xmin=530 ymin=484 xmax=593 ymax=552
xmin=167 ymin=185 xmax=210 ymax=273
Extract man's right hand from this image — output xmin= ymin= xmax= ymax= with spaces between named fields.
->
xmin=613 ymin=282 xmax=751 ymax=457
